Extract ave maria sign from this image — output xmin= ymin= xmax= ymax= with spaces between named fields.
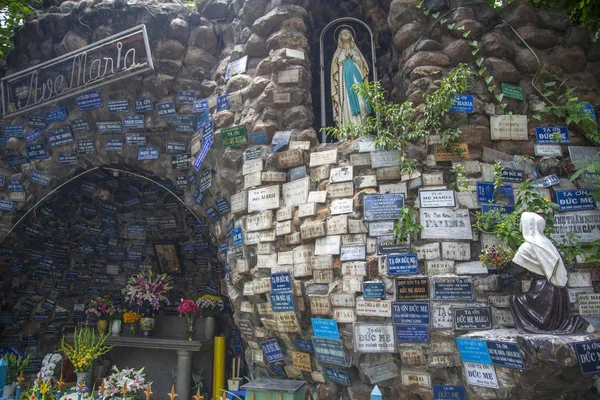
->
xmin=2 ymin=25 xmax=154 ymax=118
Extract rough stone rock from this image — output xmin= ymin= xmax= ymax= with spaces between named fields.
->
xmin=587 ymin=42 xmax=600 ymax=62
xmin=409 ymin=66 xmax=444 ymax=81
xmin=41 ymin=13 xmax=71 ymax=39
xmin=548 ymin=46 xmax=587 ymax=73
xmin=482 ymin=32 xmax=514 ymax=59
xmin=484 ymin=57 xmax=520 ymax=83
xmin=416 ymin=39 xmax=443 ymax=52
xmin=564 ymin=26 xmax=591 ymax=48
xmin=451 ymin=7 xmax=474 ymax=22
xmin=54 ymin=30 xmax=89 ymax=56
xmin=156 ymin=59 xmax=183 ymax=76
xmin=451 ymin=19 xmax=484 ymax=39
xmin=425 ymin=0 xmax=449 ymax=11
xmin=283 ymin=106 xmax=312 ymax=129
xmin=189 ymin=25 xmax=218 ymax=54
xmin=459 ymin=125 xmax=492 ymax=150
xmin=156 ymin=40 xmax=185 ymax=60
xmin=246 ymin=33 xmax=268 ymax=57
xmin=515 ymin=26 xmax=557 ymax=49
xmin=214 ymin=111 xmax=235 ymax=129
xmin=514 ymin=48 xmax=541 ymax=72
xmin=537 ymin=9 xmax=571 ymax=31
xmin=183 ymin=47 xmax=217 ymax=74
xmin=169 ymin=18 xmax=189 ymax=43
xmin=225 ymin=74 xmax=253 ymax=93
xmin=393 ymin=22 xmax=423 ymax=53
xmin=265 ymin=29 xmax=308 ymax=51
xmin=388 ymin=0 xmax=423 ymax=31
xmin=91 ymin=25 xmax=114 ymax=41
xmin=587 ymin=62 xmax=600 ymax=85
xmin=281 ymin=17 xmax=307 ymax=34
xmin=230 ymin=44 xmax=247 ymax=61
xmin=202 ymin=0 xmax=234 ymax=19
xmin=500 ymin=0 xmax=538 ymax=28
xmin=252 ymin=6 xmax=306 ymax=37
xmin=442 ymin=40 xmax=472 ymax=66
xmin=241 ymin=0 xmax=268 ymax=26
xmin=59 ymin=1 xmax=78 ymax=13
xmin=565 ymin=72 xmax=598 ymax=93
xmin=404 ymin=51 xmax=450 ymax=72
xmin=188 ymin=11 xmax=201 ymax=26
xmin=467 ymin=3 xmax=498 ymax=26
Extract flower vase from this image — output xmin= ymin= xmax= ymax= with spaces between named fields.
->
xmin=204 ymin=316 xmax=215 ymax=340
xmin=140 ymin=309 xmax=156 ymax=337
xmin=76 ymin=371 xmax=88 ymax=388
xmin=111 ymin=319 xmax=122 ymax=336
xmin=128 ymin=323 xmax=137 ymax=337
xmin=3 ymin=382 xmax=17 ymax=398
xmin=185 ymin=314 xmax=197 ymax=341
xmin=97 ymin=319 xmax=108 ymax=334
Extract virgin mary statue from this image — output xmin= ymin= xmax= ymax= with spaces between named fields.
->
xmin=509 ymin=212 xmax=587 ymax=334
xmin=331 ymin=27 xmax=372 ymax=127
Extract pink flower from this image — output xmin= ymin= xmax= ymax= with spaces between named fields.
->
xmin=178 ymin=300 xmax=197 ymax=314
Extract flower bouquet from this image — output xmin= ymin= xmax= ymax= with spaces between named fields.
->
xmin=85 ymin=296 xmax=115 ymax=320
xmin=59 ymin=328 xmax=113 ymax=373
xmin=480 ymin=244 xmax=514 ymax=270
xmin=196 ymin=295 xmax=225 ymax=317
xmin=122 ymin=270 xmax=172 ymax=313
xmin=123 ymin=311 xmax=141 ymax=337
xmin=104 ymin=366 xmax=149 ymax=399
xmin=178 ymin=299 xmax=199 ymax=341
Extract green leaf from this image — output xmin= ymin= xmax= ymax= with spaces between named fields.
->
xmin=533 ymin=114 xmax=541 ymax=121
xmin=440 ymin=18 xmax=447 ymax=24
xmin=478 ymin=67 xmax=487 ymax=75
xmin=463 ymin=31 xmax=471 ymax=38
xmin=500 ymin=103 xmax=508 ymax=109
xmin=544 ymin=81 xmax=556 ymax=87
xmin=488 ymin=85 xmax=496 ymax=93
xmin=543 ymin=91 xmax=555 ymax=97
xmin=416 ymin=1 xmax=423 ymax=8
xmin=469 ymin=40 xmax=478 ymax=47
xmin=484 ymin=76 xmax=493 ymax=84
xmin=476 ymin=58 xmax=484 ymax=67
xmin=457 ymin=25 xmax=465 ymax=31
xmin=424 ymin=8 xmax=430 ymax=15
xmin=471 ymin=48 xmax=479 ymax=55
xmin=432 ymin=11 xmax=440 ymax=18
xmin=447 ymin=23 xmax=455 ymax=29
xmin=495 ymin=93 xmax=504 ymax=102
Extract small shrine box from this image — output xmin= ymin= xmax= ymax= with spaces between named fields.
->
xmin=240 ymin=379 xmax=306 ymax=400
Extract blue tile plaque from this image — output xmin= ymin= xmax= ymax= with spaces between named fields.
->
xmin=215 ymin=197 xmax=230 ymax=214
xmin=107 ymin=99 xmax=129 ymax=114
xmin=156 ymin=101 xmax=177 ymax=117
xmin=47 ymin=126 xmax=73 ymax=147
xmin=4 ymin=124 xmax=23 ymax=137
xmin=126 ymin=133 xmax=146 ymax=146
xmin=166 ymin=140 xmax=187 ymax=154
xmin=433 ymin=278 xmax=473 ymax=300
xmin=396 ymin=325 xmax=428 ymax=343
xmin=178 ymin=90 xmax=196 ymax=104
xmin=481 ymin=204 xmax=515 ymax=214
xmin=134 ymin=97 xmax=153 ymax=113
xmin=26 ymin=143 xmax=49 ymax=161
xmin=581 ymin=103 xmax=597 ymax=120
xmin=70 ymin=118 xmax=90 ymax=134
xmin=324 ymin=366 xmax=351 ymax=385
xmin=97 ymin=121 xmax=124 ymax=134
xmin=0 ymin=200 xmax=15 ymax=212
xmin=311 ymin=317 xmax=340 ymax=339
xmin=270 ymin=292 xmax=294 ymax=312
xmin=76 ymin=90 xmax=103 ymax=111
xmin=170 ymin=115 xmax=196 ymax=132
xmin=28 ymin=115 xmax=46 ymax=128
xmin=201 ymin=119 xmax=214 ymax=141
xmin=476 ymin=182 xmax=514 ymax=204
xmin=434 ymin=386 xmax=465 ymax=400
xmin=123 ymin=115 xmax=145 ymax=129
xmin=363 ymin=193 xmax=405 ymax=221
xmin=205 ymin=207 xmax=219 ymax=221
xmin=7 ymin=156 xmax=28 ymax=165
xmin=392 ymin=302 xmax=430 ymax=325
xmin=231 ymin=226 xmax=244 ymax=246
xmin=289 ymin=166 xmax=307 ymax=181
xmin=535 ymin=126 xmax=570 ymax=143
xmin=500 ymin=168 xmax=525 ymax=183
xmin=193 ymin=135 xmax=213 ymax=171
xmin=199 ymin=169 xmax=212 ymax=191
xmin=296 ymin=339 xmax=314 ymax=353
xmin=30 ymin=170 xmax=51 ymax=186
xmin=363 ymin=281 xmax=386 ymax=299
xmin=106 ymin=139 xmax=123 ymax=152
xmin=387 ymin=253 xmax=418 ymax=275
xmin=574 ymin=339 xmax=600 ymax=374
xmin=449 ymin=94 xmax=474 ymax=113
xmin=216 ymin=94 xmax=229 ymax=111
xmin=193 ymin=189 xmax=206 ymax=205
xmin=45 ymin=107 xmax=67 ymax=124
xmin=271 ymin=272 xmax=292 ymax=293
xmin=312 ymin=337 xmax=347 ymax=366
xmin=249 ymin=129 xmax=268 ymax=144
xmin=77 ymin=138 xmax=96 ymax=155
xmin=261 ymin=339 xmax=284 ymax=363
xmin=24 ymin=129 xmax=42 ymax=142
xmin=58 ymin=152 xmax=78 ymax=165
xmin=196 ymin=111 xmax=209 ymax=129
xmin=138 ymin=147 xmax=159 ymax=160
xmin=487 ymin=340 xmax=526 ymax=370
xmin=193 ymin=99 xmax=209 ymax=112
xmin=456 ymin=338 xmax=491 ymax=364
xmin=556 ymin=189 xmax=596 ymax=211
xmin=532 ymin=174 xmax=560 ymax=188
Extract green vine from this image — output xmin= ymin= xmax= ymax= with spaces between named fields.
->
xmin=394 ymin=206 xmax=422 ymax=243
xmin=449 ymin=163 xmax=474 ymax=192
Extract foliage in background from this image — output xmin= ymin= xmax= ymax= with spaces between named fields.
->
xmin=480 ymin=244 xmax=515 ymax=269
xmin=0 ymin=1 xmax=40 ymax=60
xmin=59 ymin=328 xmax=113 ymax=372
xmin=3 ymin=353 xmax=29 ymax=383
xmin=450 ymin=163 xmax=475 ymax=191
xmin=323 ymin=64 xmax=474 ymax=174
xmin=393 ymin=206 xmax=422 ymax=243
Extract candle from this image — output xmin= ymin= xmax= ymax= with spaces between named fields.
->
xmin=15 ymin=371 xmax=24 ymax=400
xmin=236 ymin=357 xmax=240 ymax=380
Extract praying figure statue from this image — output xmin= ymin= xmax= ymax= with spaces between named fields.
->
xmin=509 ymin=212 xmax=588 ymax=334
xmin=331 ymin=26 xmax=371 ymax=127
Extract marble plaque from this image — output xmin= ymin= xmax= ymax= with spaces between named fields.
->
xmin=354 ymin=175 xmax=377 ymax=189
xmin=492 ymin=308 xmax=515 ymax=327
xmin=257 ymin=254 xmax=277 ymax=269
xmin=311 ymin=165 xmax=330 ymax=180
xmin=248 ymin=185 xmax=280 ymax=212
xmin=349 ymin=219 xmax=368 ymax=234
xmin=488 ymin=295 xmax=510 ymax=308
xmin=308 ymin=191 xmax=327 ymax=203
xmin=341 ymin=246 xmax=366 ymax=261
xmin=413 ymin=243 xmax=441 ymax=260
xmin=401 ymin=349 xmax=426 ymax=365
xmin=310 ymin=150 xmax=337 ymax=167
xmin=376 ymin=166 xmax=402 ymax=181
xmin=246 ymin=211 xmax=273 ymax=231
xmin=331 ymin=293 xmax=356 ymax=307
xmin=371 ymin=150 xmax=401 ymax=168
xmin=432 ymin=277 xmax=473 ymax=300
xmin=354 ymin=322 xmax=395 ymax=353
xmin=350 ymin=153 xmax=371 ymax=166
xmin=283 ymin=177 xmax=310 ymax=207
xmin=441 ymin=242 xmax=471 ymax=261
xmin=456 ymin=261 xmax=487 ymax=275
xmin=401 ymin=371 xmax=432 ymax=388
xmin=309 ymin=295 xmax=332 ymax=315
xmin=285 ymin=232 xmax=302 ymax=245
xmin=535 ymin=144 xmax=563 ymax=157
xmin=259 ymin=230 xmax=276 ymax=242
xmin=356 ymin=299 xmax=392 ymax=318
xmin=342 ymin=261 xmax=367 ymax=276
xmin=276 ymin=220 xmax=292 ymax=236
xmin=434 ymin=143 xmax=470 ymax=161
xmin=301 ymin=221 xmax=326 ymax=240
xmin=490 ymin=115 xmax=528 ymax=140
xmin=364 ymin=362 xmax=400 ymax=384
xmin=274 ymin=311 xmax=300 ymax=332
xmin=327 ymin=182 xmax=354 ymax=198
xmin=578 ymin=293 xmax=600 ymax=316
xmin=298 ymin=202 xmax=317 ymax=218
xmin=277 ymin=206 xmax=293 ymax=221
xmin=343 ymin=276 xmax=364 ymax=293
xmin=231 ymin=191 xmax=247 ymax=213
xmin=278 ymin=69 xmax=300 ymax=84
xmin=464 ymin=362 xmax=499 ymax=389
xmin=243 ymin=159 xmax=263 ymax=176
xmin=313 ymin=269 xmax=334 ymax=284
xmin=419 ymin=190 xmax=456 ymax=208
xmin=553 ymin=211 xmax=600 ymax=243
xmin=262 ymin=171 xmax=287 ymax=182
xmin=568 ymin=272 xmax=592 ymax=288
xmin=312 ymin=255 xmax=332 ymax=270
xmin=420 ymin=208 xmax=472 ymax=240
xmin=273 ymin=93 xmax=291 ymax=104
xmin=426 ymin=260 xmax=455 ymax=275
xmin=333 ymin=308 xmax=357 ymax=323
xmin=369 ymin=221 xmax=395 ymax=237
xmin=330 ymin=166 xmax=353 ymax=183
xmin=244 ymin=171 xmax=262 ymax=189
xmin=257 ymin=243 xmax=273 ymax=255
xmin=289 ymin=141 xmax=310 ymax=150
xmin=278 ymin=251 xmax=294 ymax=265
xmin=422 ymin=172 xmax=444 ymax=186
xmin=331 ymin=199 xmax=354 ymax=215
xmin=327 ymin=215 xmax=348 ymax=235
xmin=315 ymin=235 xmax=342 ymax=255
xmin=342 ymin=234 xmax=366 ymax=246
xmin=278 ymin=149 xmax=304 ymax=169
xmin=294 ymin=245 xmax=314 ymax=264
xmin=294 ymin=262 xmax=312 ymax=277
xmin=379 ymin=182 xmax=408 ymax=195
xmin=285 ymin=48 xmax=305 ymax=59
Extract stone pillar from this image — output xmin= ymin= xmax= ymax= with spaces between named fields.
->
xmin=176 ymin=350 xmax=194 ymax=400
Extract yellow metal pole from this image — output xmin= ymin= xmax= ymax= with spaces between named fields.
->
xmin=212 ymin=336 xmax=226 ymax=400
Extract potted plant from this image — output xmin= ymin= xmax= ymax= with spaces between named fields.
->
xmin=104 ymin=366 xmax=149 ymax=399
xmin=196 ymin=295 xmax=224 ymax=340
xmin=178 ymin=299 xmax=199 ymax=341
xmin=122 ymin=270 xmax=172 ymax=337
xmin=480 ymin=244 xmax=515 ymax=273
xmin=85 ymin=296 xmax=116 ymax=334
xmin=3 ymin=354 xmax=29 ymax=398
xmin=59 ymin=328 xmax=113 ymax=387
